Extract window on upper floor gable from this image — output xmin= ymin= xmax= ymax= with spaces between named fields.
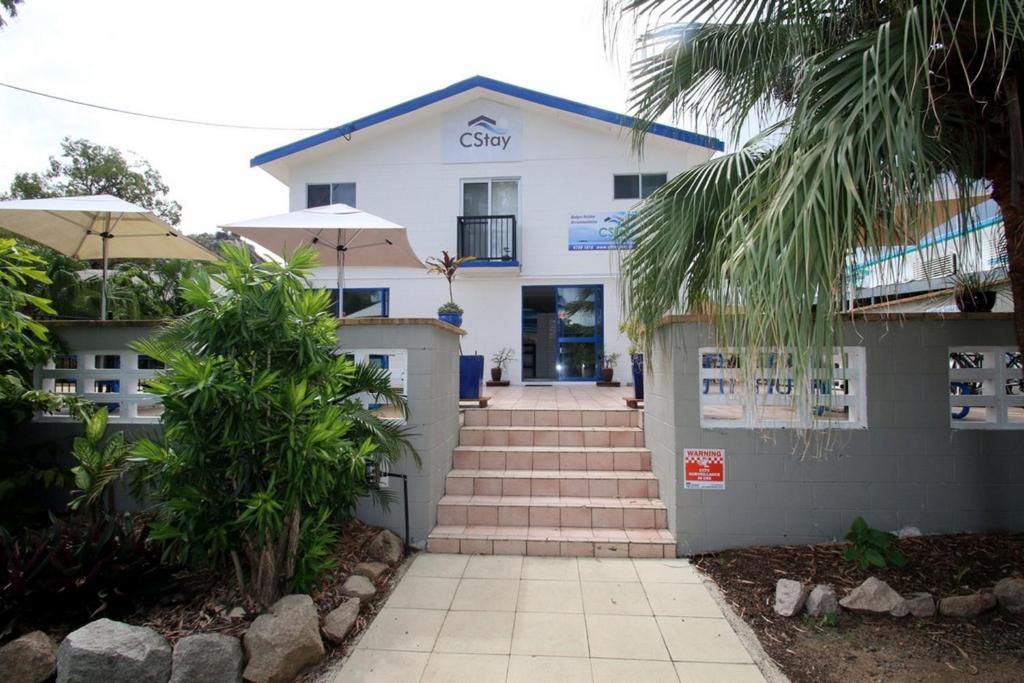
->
xmin=307 ymin=183 xmax=356 ymax=208
xmin=614 ymin=173 xmax=668 ymax=200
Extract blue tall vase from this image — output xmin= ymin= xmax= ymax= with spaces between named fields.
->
xmin=459 ymin=355 xmax=484 ymax=399
xmin=631 ymin=353 xmax=644 ymax=400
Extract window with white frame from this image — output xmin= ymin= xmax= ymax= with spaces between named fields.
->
xmin=35 ymin=351 xmax=163 ymax=423
xmin=307 ymin=182 xmax=356 ymax=208
xmin=698 ymin=347 xmax=867 ymax=429
xmin=948 ymin=347 xmax=1024 ymax=429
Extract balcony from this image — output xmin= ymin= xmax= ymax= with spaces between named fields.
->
xmin=457 ymin=215 xmax=518 ymax=268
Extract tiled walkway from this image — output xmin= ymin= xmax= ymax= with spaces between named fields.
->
xmin=331 ymin=554 xmax=766 ymax=683
xmin=484 ymin=384 xmax=633 ymax=410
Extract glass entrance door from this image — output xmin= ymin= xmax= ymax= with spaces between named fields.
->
xmin=522 ymin=285 xmax=603 ymax=381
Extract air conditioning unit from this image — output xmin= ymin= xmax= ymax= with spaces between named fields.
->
xmin=913 ymin=254 xmax=957 ymax=280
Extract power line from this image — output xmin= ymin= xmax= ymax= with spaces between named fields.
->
xmin=0 ymin=80 xmax=331 ymax=132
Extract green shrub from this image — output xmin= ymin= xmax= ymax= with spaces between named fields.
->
xmin=842 ymin=516 xmax=906 ymax=569
xmin=133 ymin=244 xmax=413 ymax=604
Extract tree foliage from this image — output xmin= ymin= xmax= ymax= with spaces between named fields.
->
xmin=133 ymin=244 xmax=414 ymax=604
xmin=0 ymin=0 xmax=23 ymax=29
xmin=6 ymin=137 xmax=182 ymax=225
xmin=611 ymin=1 xmax=1024 ymax=384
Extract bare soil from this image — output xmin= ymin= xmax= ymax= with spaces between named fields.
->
xmin=693 ymin=533 xmax=1024 ymax=682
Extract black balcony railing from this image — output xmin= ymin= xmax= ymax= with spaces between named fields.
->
xmin=457 ymin=215 xmax=517 ymax=262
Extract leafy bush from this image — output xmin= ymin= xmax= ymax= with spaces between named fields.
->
xmin=0 ymin=514 xmax=175 ymax=630
xmin=133 ymin=244 xmax=413 ymax=604
xmin=69 ymin=407 xmax=144 ymax=521
xmin=842 ymin=516 xmax=906 ymax=569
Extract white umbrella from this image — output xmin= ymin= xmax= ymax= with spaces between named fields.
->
xmin=0 ymin=194 xmax=218 ymax=319
xmin=221 ymin=203 xmax=422 ymax=316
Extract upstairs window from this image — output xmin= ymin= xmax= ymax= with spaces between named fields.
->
xmin=307 ymin=183 xmax=356 ymax=208
xmin=614 ymin=173 xmax=667 ymax=200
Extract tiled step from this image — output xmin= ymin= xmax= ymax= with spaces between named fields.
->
xmin=426 ymin=525 xmax=675 ymax=558
xmin=453 ymin=446 xmax=651 ymax=472
xmin=436 ymin=495 xmax=668 ymax=529
xmin=463 ymin=408 xmax=640 ymax=428
xmin=459 ymin=426 xmax=644 ymax=448
xmin=445 ymin=468 xmax=659 ymax=498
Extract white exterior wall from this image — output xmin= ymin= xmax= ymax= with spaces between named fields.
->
xmin=260 ymin=88 xmax=714 ymax=383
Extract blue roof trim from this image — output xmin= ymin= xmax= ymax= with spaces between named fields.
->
xmin=251 ymin=76 xmax=724 ymax=166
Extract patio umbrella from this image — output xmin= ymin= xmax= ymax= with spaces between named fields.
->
xmin=221 ymin=203 xmax=422 ymax=316
xmin=0 ymin=194 xmax=218 ymax=319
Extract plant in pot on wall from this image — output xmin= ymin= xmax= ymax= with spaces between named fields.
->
xmin=953 ymin=270 xmax=1001 ymax=313
xmin=600 ymin=352 xmax=620 ymax=383
xmin=426 ymin=250 xmax=473 ymax=327
xmin=490 ymin=347 xmax=515 ymax=381
xmin=425 ymin=250 xmax=484 ymax=399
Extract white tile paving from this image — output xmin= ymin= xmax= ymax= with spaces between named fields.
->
xmin=331 ymin=554 xmax=766 ymax=683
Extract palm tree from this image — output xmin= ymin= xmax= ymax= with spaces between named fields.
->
xmin=610 ymin=1 xmax=1024 ymax=376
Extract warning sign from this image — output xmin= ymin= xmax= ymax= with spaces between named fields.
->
xmin=684 ymin=448 xmax=725 ymax=490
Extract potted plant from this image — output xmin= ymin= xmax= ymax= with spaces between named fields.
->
xmin=490 ymin=347 xmax=515 ymax=381
xmin=620 ymin=317 xmax=647 ymax=399
xmin=437 ymin=301 xmax=464 ymax=328
xmin=953 ymin=270 xmax=1000 ymax=313
xmin=425 ymin=251 xmax=482 ymax=399
xmin=425 ymin=250 xmax=474 ymax=327
xmin=600 ymin=352 xmax=620 ymax=383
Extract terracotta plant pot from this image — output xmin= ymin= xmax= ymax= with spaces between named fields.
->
xmin=491 ymin=367 xmax=502 ymax=381
xmin=600 ymin=367 xmax=614 ymax=382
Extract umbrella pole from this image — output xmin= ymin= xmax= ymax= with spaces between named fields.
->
xmin=100 ymin=217 xmax=109 ymax=320
xmin=336 ymin=228 xmax=344 ymax=318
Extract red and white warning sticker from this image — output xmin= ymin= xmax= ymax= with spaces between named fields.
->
xmin=683 ymin=448 xmax=725 ymax=490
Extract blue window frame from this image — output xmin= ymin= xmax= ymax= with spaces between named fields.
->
xmin=522 ymin=284 xmax=604 ymax=381
xmin=321 ymin=287 xmax=390 ymax=318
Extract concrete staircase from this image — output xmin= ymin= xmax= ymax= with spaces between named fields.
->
xmin=426 ymin=407 xmax=675 ymax=558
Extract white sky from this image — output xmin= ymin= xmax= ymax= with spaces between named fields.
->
xmin=0 ymin=0 xmax=688 ymax=234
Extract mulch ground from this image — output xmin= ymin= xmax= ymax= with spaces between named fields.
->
xmin=22 ymin=519 xmax=405 ymax=680
xmin=693 ymin=533 xmax=1024 ymax=682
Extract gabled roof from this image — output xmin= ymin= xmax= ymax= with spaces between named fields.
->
xmin=250 ymin=75 xmax=724 ymax=167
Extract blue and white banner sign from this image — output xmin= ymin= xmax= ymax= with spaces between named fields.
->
xmin=568 ymin=211 xmax=635 ymax=251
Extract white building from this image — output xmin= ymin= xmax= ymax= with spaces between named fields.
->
xmin=850 ymin=199 xmax=1013 ymax=312
xmin=250 ymin=76 xmax=721 ymax=383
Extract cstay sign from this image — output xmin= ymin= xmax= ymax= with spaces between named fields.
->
xmin=443 ymin=99 xmax=522 ymax=163
xmin=683 ymin=448 xmax=725 ymax=490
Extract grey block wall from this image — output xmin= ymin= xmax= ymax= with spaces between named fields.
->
xmin=648 ymin=316 xmax=1024 ymax=555
xmin=340 ymin=319 xmax=462 ymax=547
xmin=14 ymin=319 xmax=463 ymax=544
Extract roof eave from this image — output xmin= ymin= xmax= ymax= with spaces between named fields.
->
xmin=250 ymin=75 xmax=724 ymax=168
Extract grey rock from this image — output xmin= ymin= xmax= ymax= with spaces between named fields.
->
xmin=322 ymin=600 xmax=361 ymax=644
xmin=805 ymin=585 xmax=839 ymax=618
xmin=0 ymin=631 xmax=57 ymax=683
xmin=939 ymin=593 xmax=997 ymax=618
xmin=890 ymin=600 xmax=910 ymax=618
xmin=367 ymin=529 xmax=404 ymax=565
xmin=894 ymin=526 xmax=922 ymax=539
xmin=353 ymin=561 xmax=389 ymax=581
xmin=839 ymin=577 xmax=907 ymax=615
xmin=242 ymin=594 xmax=324 ymax=683
xmin=774 ymin=579 xmax=809 ymax=617
xmin=341 ymin=574 xmax=377 ymax=599
xmin=56 ymin=618 xmax=171 ymax=683
xmin=905 ymin=592 xmax=936 ymax=618
xmin=170 ymin=633 xmax=243 ymax=683
xmin=993 ymin=577 xmax=1024 ymax=614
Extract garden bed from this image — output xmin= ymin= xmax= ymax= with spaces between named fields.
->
xmin=6 ymin=519 xmax=405 ymax=680
xmin=694 ymin=533 xmax=1024 ymax=682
